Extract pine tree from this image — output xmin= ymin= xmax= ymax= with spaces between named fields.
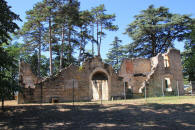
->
xmin=91 ymin=4 xmax=118 ymax=56
xmin=0 ymin=0 xmax=21 ymax=110
xmin=53 ymin=0 xmax=80 ymax=70
xmin=105 ymin=36 xmax=124 ymax=71
xmin=20 ymin=2 xmax=45 ymax=77
xmin=182 ymin=19 xmax=195 ymax=86
xmin=41 ymin=0 xmax=59 ymax=75
xmin=77 ymin=10 xmax=93 ymax=65
xmin=125 ymin=5 xmax=192 ymax=58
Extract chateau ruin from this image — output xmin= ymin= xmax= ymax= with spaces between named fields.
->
xmin=18 ymin=48 xmax=184 ymax=103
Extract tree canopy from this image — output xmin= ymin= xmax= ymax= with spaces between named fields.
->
xmin=125 ymin=5 xmax=192 ymax=58
xmin=91 ymin=4 xmax=118 ymax=56
xmin=105 ymin=36 xmax=125 ymax=71
xmin=182 ymin=19 xmax=195 ymax=82
xmin=0 ymin=0 xmax=21 ymax=45
xmin=0 ymin=0 xmax=21 ymax=110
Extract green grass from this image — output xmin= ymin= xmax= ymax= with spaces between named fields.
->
xmin=86 ymin=96 xmax=195 ymax=105
xmin=145 ymin=96 xmax=195 ymax=104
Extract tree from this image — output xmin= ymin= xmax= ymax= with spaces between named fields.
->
xmin=53 ymin=1 xmax=68 ymax=71
xmin=91 ymin=4 xmax=118 ymax=56
xmin=0 ymin=0 xmax=21 ymax=45
xmin=182 ymin=19 xmax=195 ymax=86
xmin=20 ymin=2 xmax=45 ymax=77
xmin=105 ymin=36 xmax=125 ymax=71
xmin=40 ymin=0 xmax=59 ymax=75
xmin=125 ymin=5 xmax=192 ymax=58
xmin=53 ymin=0 xmax=80 ymax=70
xmin=24 ymin=52 xmax=50 ymax=77
xmin=77 ymin=10 xmax=93 ymax=65
xmin=0 ymin=0 xmax=21 ymax=110
xmin=60 ymin=0 xmax=80 ymax=66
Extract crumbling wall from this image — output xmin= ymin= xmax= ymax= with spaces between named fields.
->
xmin=119 ymin=58 xmax=151 ymax=94
xmin=40 ymin=65 xmax=90 ymax=103
xmin=110 ymin=73 xmax=124 ymax=98
xmin=18 ymin=56 xmax=124 ymax=103
xmin=19 ymin=65 xmax=91 ymax=103
xmin=147 ymin=49 xmax=184 ymax=97
xmin=119 ymin=48 xmax=184 ymax=97
xmin=18 ymin=61 xmax=41 ymax=104
xmin=19 ymin=61 xmax=40 ymax=88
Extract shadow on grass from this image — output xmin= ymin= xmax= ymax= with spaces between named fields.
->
xmin=0 ymin=103 xmax=195 ymax=130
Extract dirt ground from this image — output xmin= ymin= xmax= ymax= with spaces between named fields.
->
xmin=0 ymin=96 xmax=195 ymax=130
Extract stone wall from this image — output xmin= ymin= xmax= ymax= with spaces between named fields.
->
xmin=118 ymin=58 xmax=151 ymax=93
xmin=18 ymin=49 xmax=184 ymax=103
xmin=119 ymin=48 xmax=184 ymax=97
xmin=147 ymin=49 xmax=184 ymax=97
xmin=18 ymin=56 xmax=124 ymax=104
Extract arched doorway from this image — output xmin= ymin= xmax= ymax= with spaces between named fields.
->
xmin=91 ymin=71 xmax=109 ymax=100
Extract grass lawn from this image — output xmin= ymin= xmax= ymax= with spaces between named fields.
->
xmin=0 ymin=96 xmax=195 ymax=130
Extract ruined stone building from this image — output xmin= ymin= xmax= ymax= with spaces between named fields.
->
xmin=18 ymin=48 xmax=184 ymax=103
xmin=18 ymin=56 xmax=123 ymax=103
xmin=119 ymin=48 xmax=184 ymax=97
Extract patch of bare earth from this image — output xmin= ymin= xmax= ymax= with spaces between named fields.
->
xmin=0 ymin=96 xmax=195 ymax=130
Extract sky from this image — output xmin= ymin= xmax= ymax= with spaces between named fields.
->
xmin=6 ymin=0 xmax=195 ymax=59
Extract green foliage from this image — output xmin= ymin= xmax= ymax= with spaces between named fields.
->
xmin=105 ymin=36 xmax=125 ymax=71
xmin=0 ymin=0 xmax=21 ymax=110
xmin=125 ymin=5 xmax=192 ymax=58
xmin=77 ymin=10 xmax=94 ymax=64
xmin=0 ymin=0 xmax=21 ymax=45
xmin=91 ymin=4 xmax=118 ymax=56
xmin=182 ymin=19 xmax=195 ymax=81
xmin=23 ymin=52 xmax=50 ymax=77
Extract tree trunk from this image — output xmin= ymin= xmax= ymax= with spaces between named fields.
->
xmin=78 ymin=27 xmax=83 ymax=65
xmin=151 ymin=34 xmax=156 ymax=57
xmin=98 ymin=22 xmax=102 ymax=57
xmin=49 ymin=16 xmax=53 ymax=75
xmin=91 ymin=24 xmax=94 ymax=57
xmin=1 ymin=96 xmax=4 ymax=111
xmin=78 ymin=44 xmax=82 ymax=65
xmin=38 ymin=25 xmax=42 ymax=77
xmin=60 ymin=26 xmax=64 ymax=71
xmin=116 ymin=44 xmax=119 ymax=66
xmin=68 ymin=26 xmax=71 ymax=63
xmin=38 ymin=42 xmax=41 ymax=77
xmin=152 ymin=43 xmax=156 ymax=57
xmin=96 ymin=19 xmax=99 ymax=56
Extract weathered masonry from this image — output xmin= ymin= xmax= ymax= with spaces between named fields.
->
xmin=119 ymin=48 xmax=184 ymax=97
xmin=18 ymin=48 xmax=184 ymax=103
xmin=18 ymin=56 xmax=123 ymax=103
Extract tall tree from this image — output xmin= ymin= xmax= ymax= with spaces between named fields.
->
xmin=53 ymin=0 xmax=80 ymax=70
xmin=125 ymin=5 xmax=192 ymax=58
xmin=0 ymin=0 xmax=20 ymax=45
xmin=91 ymin=4 xmax=118 ymax=56
xmin=20 ymin=2 xmax=45 ymax=77
xmin=77 ymin=10 xmax=93 ymax=65
xmin=182 ymin=19 xmax=195 ymax=86
xmin=41 ymin=0 xmax=58 ymax=75
xmin=105 ymin=36 xmax=125 ymax=71
xmin=65 ymin=0 xmax=80 ymax=63
xmin=0 ymin=0 xmax=21 ymax=110
xmin=54 ymin=1 xmax=68 ymax=71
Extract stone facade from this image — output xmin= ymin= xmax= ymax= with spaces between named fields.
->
xmin=119 ymin=48 xmax=184 ymax=97
xmin=18 ymin=56 xmax=123 ymax=104
xmin=18 ymin=49 xmax=184 ymax=104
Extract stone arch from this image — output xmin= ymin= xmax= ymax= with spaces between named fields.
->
xmin=89 ymin=67 xmax=111 ymax=101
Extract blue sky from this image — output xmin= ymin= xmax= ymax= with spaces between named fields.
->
xmin=6 ymin=0 xmax=195 ymax=59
